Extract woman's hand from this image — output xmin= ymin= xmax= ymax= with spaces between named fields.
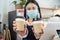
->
xmin=13 ymin=21 xmax=27 ymax=36
xmin=32 ymin=24 xmax=44 ymax=39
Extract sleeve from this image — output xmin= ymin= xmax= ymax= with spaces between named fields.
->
xmin=17 ymin=28 xmax=28 ymax=38
xmin=39 ymin=24 xmax=55 ymax=40
xmin=48 ymin=17 xmax=56 ymax=22
xmin=17 ymin=34 xmax=22 ymax=40
xmin=34 ymin=33 xmax=41 ymax=39
xmin=48 ymin=18 xmax=53 ymax=22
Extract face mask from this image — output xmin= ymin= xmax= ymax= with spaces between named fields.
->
xmin=26 ymin=10 xmax=39 ymax=18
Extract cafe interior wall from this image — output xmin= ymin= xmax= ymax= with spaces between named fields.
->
xmin=0 ymin=0 xmax=60 ymax=28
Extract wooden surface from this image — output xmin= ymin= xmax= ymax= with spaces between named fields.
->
xmin=41 ymin=7 xmax=60 ymax=10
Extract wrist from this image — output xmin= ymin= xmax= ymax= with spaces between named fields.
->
xmin=18 ymin=28 xmax=28 ymax=38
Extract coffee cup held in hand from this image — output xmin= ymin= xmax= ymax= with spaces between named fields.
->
xmin=15 ymin=18 xmax=25 ymax=31
xmin=33 ymin=21 xmax=44 ymax=33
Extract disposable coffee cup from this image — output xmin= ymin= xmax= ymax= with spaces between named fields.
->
xmin=15 ymin=18 xmax=25 ymax=31
xmin=33 ymin=21 xmax=44 ymax=33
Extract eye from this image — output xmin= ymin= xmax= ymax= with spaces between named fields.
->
xmin=27 ymin=8 xmax=31 ymax=10
xmin=32 ymin=7 xmax=36 ymax=10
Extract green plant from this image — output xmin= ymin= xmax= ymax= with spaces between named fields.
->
xmin=12 ymin=0 xmax=27 ymax=6
xmin=12 ymin=0 xmax=17 ymax=5
xmin=20 ymin=0 xmax=27 ymax=6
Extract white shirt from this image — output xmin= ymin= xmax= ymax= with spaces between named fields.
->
xmin=48 ymin=16 xmax=60 ymax=22
xmin=39 ymin=16 xmax=60 ymax=40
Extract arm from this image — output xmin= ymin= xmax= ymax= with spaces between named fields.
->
xmin=39 ymin=24 xmax=55 ymax=40
xmin=13 ymin=21 xmax=28 ymax=40
xmin=17 ymin=28 xmax=28 ymax=40
xmin=17 ymin=28 xmax=28 ymax=38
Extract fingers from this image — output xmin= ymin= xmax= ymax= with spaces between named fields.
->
xmin=39 ymin=23 xmax=44 ymax=34
xmin=13 ymin=21 xmax=17 ymax=32
xmin=24 ymin=22 xmax=27 ymax=30
xmin=34 ymin=33 xmax=41 ymax=36
xmin=13 ymin=27 xmax=17 ymax=32
xmin=13 ymin=21 xmax=16 ymax=27
xmin=42 ymin=24 xmax=44 ymax=27
xmin=37 ymin=29 xmax=44 ymax=34
xmin=13 ymin=24 xmax=17 ymax=27
xmin=32 ymin=28 xmax=34 ymax=31
xmin=16 ymin=28 xmax=27 ymax=36
xmin=13 ymin=21 xmax=16 ymax=24
xmin=32 ymin=27 xmax=35 ymax=33
xmin=32 ymin=27 xmax=44 ymax=34
xmin=41 ymin=29 xmax=44 ymax=34
xmin=32 ymin=28 xmax=44 ymax=35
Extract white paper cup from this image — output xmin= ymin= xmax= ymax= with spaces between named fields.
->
xmin=33 ymin=21 xmax=44 ymax=33
xmin=15 ymin=18 xmax=25 ymax=31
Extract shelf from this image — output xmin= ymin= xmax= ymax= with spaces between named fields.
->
xmin=40 ymin=7 xmax=60 ymax=10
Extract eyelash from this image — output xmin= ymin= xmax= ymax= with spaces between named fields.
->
xmin=27 ymin=7 xmax=36 ymax=10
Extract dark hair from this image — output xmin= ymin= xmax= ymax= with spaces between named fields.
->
xmin=24 ymin=0 xmax=42 ymax=20
xmin=55 ymin=14 xmax=60 ymax=17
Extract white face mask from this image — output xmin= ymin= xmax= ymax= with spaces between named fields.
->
xmin=26 ymin=10 xmax=39 ymax=18
xmin=16 ymin=9 xmax=24 ymax=17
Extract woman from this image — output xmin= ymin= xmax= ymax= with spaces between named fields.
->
xmin=13 ymin=0 xmax=44 ymax=40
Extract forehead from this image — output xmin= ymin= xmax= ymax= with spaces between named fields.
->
xmin=26 ymin=3 xmax=37 ymax=8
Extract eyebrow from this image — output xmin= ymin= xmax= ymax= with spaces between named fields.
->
xmin=32 ymin=7 xmax=35 ymax=9
xmin=27 ymin=8 xmax=31 ymax=10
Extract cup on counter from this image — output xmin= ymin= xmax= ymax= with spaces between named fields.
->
xmin=33 ymin=21 xmax=44 ymax=33
xmin=15 ymin=18 xmax=25 ymax=31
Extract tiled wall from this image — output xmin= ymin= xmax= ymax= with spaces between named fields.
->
xmin=41 ymin=8 xmax=54 ymax=19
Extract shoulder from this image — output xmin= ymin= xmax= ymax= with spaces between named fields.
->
xmin=48 ymin=17 xmax=60 ymax=22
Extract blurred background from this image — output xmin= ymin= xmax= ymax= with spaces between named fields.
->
xmin=0 ymin=0 xmax=60 ymax=32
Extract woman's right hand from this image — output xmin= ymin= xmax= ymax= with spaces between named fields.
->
xmin=13 ymin=21 xmax=27 ymax=36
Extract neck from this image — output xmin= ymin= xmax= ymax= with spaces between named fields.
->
xmin=28 ymin=18 xmax=33 ymax=25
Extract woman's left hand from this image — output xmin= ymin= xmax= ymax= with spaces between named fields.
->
xmin=34 ymin=29 xmax=44 ymax=36
xmin=32 ymin=24 xmax=44 ymax=38
xmin=32 ymin=28 xmax=44 ymax=36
